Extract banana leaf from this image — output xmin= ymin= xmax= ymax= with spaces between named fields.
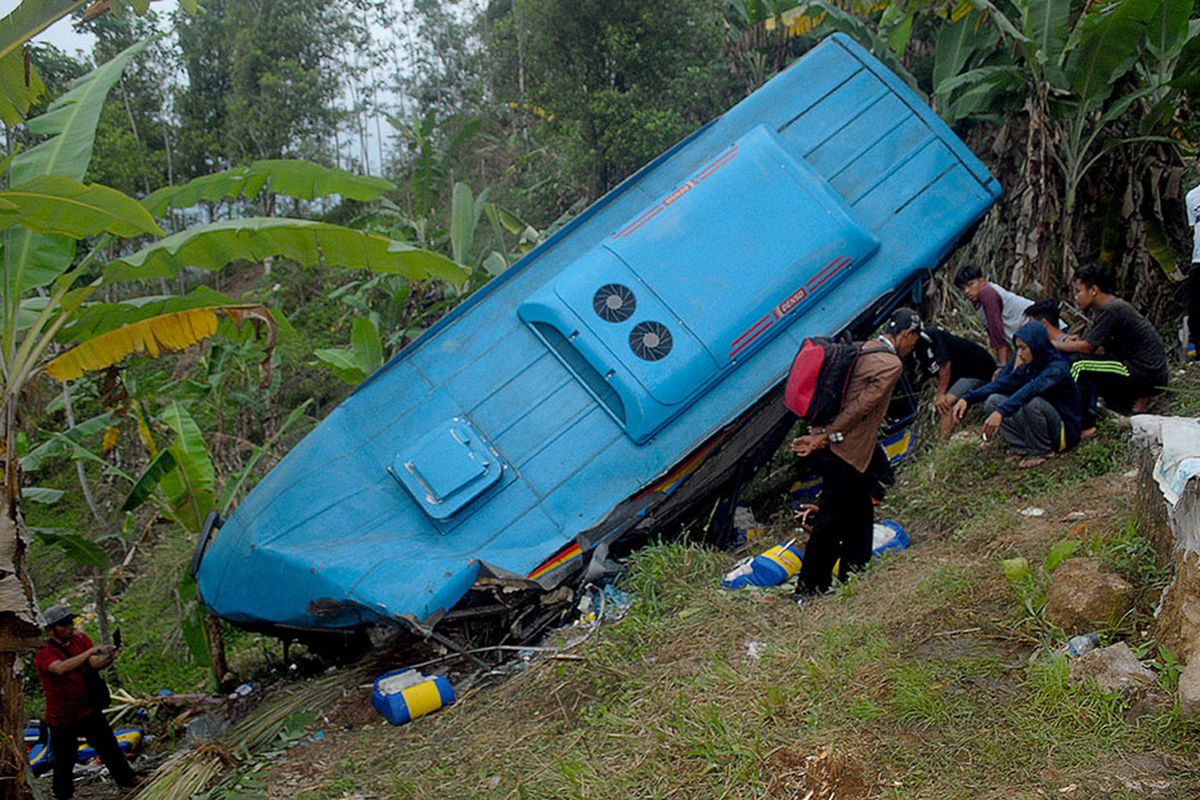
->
xmin=33 ymin=530 xmax=109 ymax=568
xmin=1145 ymin=0 xmax=1194 ymax=63
xmin=158 ymin=402 xmax=216 ymax=533
xmin=120 ymin=448 xmax=177 ymax=513
xmin=104 ymin=217 xmax=467 ymax=284
xmin=1023 ymin=0 xmax=1070 ymax=66
xmin=55 ymin=285 xmax=244 ymax=342
xmin=0 ymin=175 xmax=163 ymax=238
xmin=350 ymin=316 xmax=383 ymax=375
xmin=0 ymin=45 xmax=47 ymax=125
xmin=20 ymin=411 xmax=113 ymax=471
xmin=143 ymin=160 xmax=396 ymax=217
xmin=22 ymin=486 xmax=63 ymax=504
xmin=1065 ymin=0 xmax=1159 ymax=111
xmin=5 ymin=38 xmax=150 ymax=294
xmin=43 ymin=303 xmax=276 ymax=381
xmin=0 ymin=0 xmax=86 ymax=61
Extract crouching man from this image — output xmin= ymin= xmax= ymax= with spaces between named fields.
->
xmin=789 ymin=308 xmax=920 ymax=604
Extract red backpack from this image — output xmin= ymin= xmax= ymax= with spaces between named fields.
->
xmin=784 ymin=337 xmax=866 ymax=425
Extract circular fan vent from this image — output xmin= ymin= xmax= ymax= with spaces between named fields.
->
xmin=629 ymin=321 xmax=673 ymax=361
xmin=593 ymin=283 xmax=637 ymax=323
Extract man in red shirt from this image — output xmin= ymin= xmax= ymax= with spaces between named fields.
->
xmin=33 ymin=605 xmax=137 ymax=799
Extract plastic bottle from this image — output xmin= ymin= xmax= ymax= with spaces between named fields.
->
xmin=1061 ymin=632 xmax=1101 ymax=658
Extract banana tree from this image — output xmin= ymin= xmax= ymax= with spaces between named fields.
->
xmin=0 ymin=39 xmax=465 ymax=797
xmin=927 ymin=0 xmax=1197 ymax=288
xmin=726 ymin=0 xmax=923 ymax=90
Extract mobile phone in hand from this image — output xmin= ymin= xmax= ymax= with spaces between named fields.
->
xmin=113 ymin=629 xmax=122 ymax=649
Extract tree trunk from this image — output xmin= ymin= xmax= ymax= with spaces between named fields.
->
xmin=0 ymin=401 xmax=41 ymax=800
xmin=207 ymin=612 xmax=231 ymax=691
xmin=62 ymin=383 xmax=112 ymax=645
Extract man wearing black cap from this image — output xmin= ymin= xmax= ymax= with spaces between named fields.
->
xmin=789 ymin=308 xmax=920 ymax=602
xmin=34 ymin=604 xmax=137 ymax=798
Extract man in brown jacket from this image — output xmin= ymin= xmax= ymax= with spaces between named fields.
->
xmin=790 ymin=308 xmax=919 ymax=602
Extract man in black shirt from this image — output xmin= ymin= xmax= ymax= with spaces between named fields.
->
xmin=913 ymin=326 xmax=997 ymax=438
xmin=1054 ymin=263 xmax=1168 ymax=435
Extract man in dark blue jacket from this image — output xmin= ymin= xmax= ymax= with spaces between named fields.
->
xmin=950 ymin=322 xmax=1082 ymax=468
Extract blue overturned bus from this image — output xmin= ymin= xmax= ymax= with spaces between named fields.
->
xmin=191 ymin=34 xmax=1002 ymax=642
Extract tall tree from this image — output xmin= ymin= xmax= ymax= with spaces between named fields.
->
xmin=86 ymin=9 xmax=177 ymax=194
xmin=486 ymin=0 xmax=734 ymax=198
xmin=173 ymin=0 xmax=366 ymax=178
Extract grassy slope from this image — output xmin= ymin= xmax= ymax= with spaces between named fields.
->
xmin=254 ymin=406 xmax=1200 ymax=799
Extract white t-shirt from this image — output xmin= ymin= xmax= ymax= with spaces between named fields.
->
xmin=1186 ymin=183 xmax=1200 ymax=264
xmin=989 ymin=281 xmax=1034 ymax=340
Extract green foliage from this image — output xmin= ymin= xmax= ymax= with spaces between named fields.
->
xmin=930 ymin=0 xmax=1198 ymax=280
xmin=1152 ymin=645 xmax=1185 ymax=693
xmin=85 ymin=10 xmax=175 ymax=195
xmin=1044 ymin=538 xmax=1080 ymax=573
xmin=143 ymin=160 xmax=396 ymax=217
xmin=32 ymin=529 xmax=109 ymax=567
xmin=177 ymin=574 xmax=211 ymax=666
xmin=1065 ymin=0 xmax=1161 ymax=108
xmin=0 ymin=1 xmax=87 ymax=62
xmin=151 ymin=402 xmax=216 ymax=533
xmin=312 ymin=317 xmax=384 ymax=385
xmin=105 ymin=217 xmax=467 ymax=284
xmin=4 ymin=38 xmax=148 ymax=296
xmin=450 ymin=181 xmax=488 ymax=266
xmin=0 ymin=175 xmax=164 ymax=238
xmin=120 ymin=448 xmax=177 ymax=514
xmin=21 ymin=486 xmax=63 ymax=504
xmin=172 ymin=0 xmax=363 ymax=172
xmin=391 ymin=111 xmax=481 ymax=220
xmin=56 ymin=286 xmax=246 ymax=343
xmin=20 ymin=412 xmax=112 ymax=471
xmin=492 ymin=0 xmax=733 ymax=195
xmin=1001 ymin=539 xmax=1078 ymax=631
xmin=1078 ymin=509 xmax=1171 ymax=590
xmin=886 ymin=429 xmax=1125 ymax=539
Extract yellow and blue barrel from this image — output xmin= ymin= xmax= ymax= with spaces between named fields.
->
xmin=722 ymin=541 xmax=804 ymax=589
xmin=27 ymin=726 xmax=142 ymax=776
xmin=872 ymin=519 xmax=909 ymax=556
xmin=370 ymin=670 xmax=456 ymax=726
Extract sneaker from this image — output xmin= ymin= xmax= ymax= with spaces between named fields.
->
xmin=794 ymin=594 xmax=812 ymax=609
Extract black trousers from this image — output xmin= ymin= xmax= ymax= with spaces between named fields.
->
xmin=49 ymin=711 xmax=136 ymax=799
xmin=1071 ymin=357 xmax=1166 ymax=428
xmin=796 ymin=450 xmax=874 ymax=595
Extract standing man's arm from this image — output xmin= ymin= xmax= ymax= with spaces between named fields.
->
xmin=827 ymin=356 xmax=903 ymax=434
xmin=46 ymin=646 xmax=99 ymax=676
xmin=88 ymin=645 xmax=117 ymax=669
